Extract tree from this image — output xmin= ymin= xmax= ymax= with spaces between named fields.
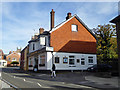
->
xmin=93 ymin=24 xmax=117 ymax=63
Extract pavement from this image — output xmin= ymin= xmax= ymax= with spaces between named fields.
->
xmin=14 ymin=68 xmax=119 ymax=90
xmin=0 ymin=67 xmax=12 ymax=89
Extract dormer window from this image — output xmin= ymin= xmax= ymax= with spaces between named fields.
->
xmin=71 ymin=24 xmax=78 ymax=32
xmin=40 ymin=37 xmax=46 ymax=46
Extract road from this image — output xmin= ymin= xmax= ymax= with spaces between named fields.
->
xmin=1 ymin=67 xmax=98 ymax=90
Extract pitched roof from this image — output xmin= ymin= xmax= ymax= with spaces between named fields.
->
xmin=58 ymin=40 xmax=96 ymax=54
xmin=110 ymin=15 xmax=120 ymax=23
xmin=50 ymin=14 xmax=96 ymax=39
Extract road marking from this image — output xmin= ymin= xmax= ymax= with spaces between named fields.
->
xmin=37 ymin=83 xmax=42 ymax=87
xmin=25 ymin=80 xmax=34 ymax=83
xmin=14 ymin=76 xmax=16 ymax=78
xmin=62 ymin=82 xmax=65 ymax=84
xmin=2 ymin=78 xmax=18 ymax=89
xmin=38 ymin=74 xmax=46 ymax=76
xmin=0 ymin=72 xmax=1 ymax=77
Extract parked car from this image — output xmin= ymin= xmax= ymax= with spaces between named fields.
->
xmin=87 ymin=64 xmax=112 ymax=72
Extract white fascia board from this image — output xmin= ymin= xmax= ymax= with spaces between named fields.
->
xmin=50 ymin=14 xmax=77 ymax=33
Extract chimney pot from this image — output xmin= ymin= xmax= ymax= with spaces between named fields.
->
xmin=39 ymin=28 xmax=44 ymax=34
xmin=66 ymin=12 xmax=72 ymax=20
xmin=31 ymin=36 xmax=34 ymax=40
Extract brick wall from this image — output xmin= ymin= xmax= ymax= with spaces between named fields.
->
xmin=50 ymin=17 xmax=96 ymax=53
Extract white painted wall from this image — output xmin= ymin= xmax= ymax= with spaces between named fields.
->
xmin=46 ymin=52 xmax=97 ymax=70
xmin=28 ymin=51 xmax=97 ymax=71
xmin=29 ymin=36 xmax=49 ymax=53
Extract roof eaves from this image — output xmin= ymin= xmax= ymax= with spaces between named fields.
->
xmin=110 ymin=15 xmax=120 ymax=23
xmin=75 ymin=15 xmax=97 ymax=39
xmin=50 ymin=14 xmax=76 ymax=33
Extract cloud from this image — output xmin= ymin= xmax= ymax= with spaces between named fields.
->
xmin=2 ymin=2 xmax=118 ymax=54
xmin=75 ymin=2 xmax=118 ymax=28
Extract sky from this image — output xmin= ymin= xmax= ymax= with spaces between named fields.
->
xmin=0 ymin=1 xmax=119 ymax=54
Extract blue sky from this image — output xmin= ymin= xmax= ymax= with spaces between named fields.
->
xmin=1 ymin=1 xmax=118 ymax=54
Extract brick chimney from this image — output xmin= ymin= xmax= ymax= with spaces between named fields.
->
xmin=39 ymin=28 xmax=44 ymax=34
xmin=66 ymin=12 xmax=72 ymax=20
xmin=50 ymin=9 xmax=55 ymax=30
xmin=31 ymin=36 xmax=34 ymax=40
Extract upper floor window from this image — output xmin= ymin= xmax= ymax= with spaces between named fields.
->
xmin=33 ymin=43 xmax=35 ymax=50
xmin=12 ymin=58 xmax=16 ymax=61
xmin=71 ymin=24 xmax=78 ymax=32
xmin=40 ymin=37 xmax=46 ymax=46
xmin=8 ymin=58 xmax=11 ymax=61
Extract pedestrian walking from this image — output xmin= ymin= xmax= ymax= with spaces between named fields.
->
xmin=51 ymin=64 xmax=56 ymax=78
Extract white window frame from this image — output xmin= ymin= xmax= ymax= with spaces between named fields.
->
xmin=40 ymin=37 xmax=46 ymax=46
xmin=55 ymin=57 xmax=60 ymax=63
xmin=71 ymin=24 xmax=78 ymax=32
xmin=69 ymin=56 xmax=75 ymax=65
xmin=81 ymin=58 xmax=85 ymax=65
xmin=63 ymin=57 xmax=68 ymax=64
xmin=88 ymin=56 xmax=93 ymax=64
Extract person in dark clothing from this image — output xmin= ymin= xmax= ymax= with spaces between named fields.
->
xmin=51 ymin=64 xmax=56 ymax=78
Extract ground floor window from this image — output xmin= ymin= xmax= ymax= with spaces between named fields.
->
xmin=29 ymin=58 xmax=33 ymax=67
xmin=69 ymin=56 xmax=75 ymax=65
xmin=88 ymin=56 xmax=93 ymax=63
xmin=77 ymin=59 xmax=80 ymax=63
xmin=55 ymin=57 xmax=59 ymax=63
xmin=39 ymin=55 xmax=45 ymax=66
xmin=81 ymin=58 xmax=85 ymax=65
xmin=63 ymin=57 xmax=68 ymax=64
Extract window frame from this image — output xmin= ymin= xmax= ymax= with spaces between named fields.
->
xmin=40 ymin=36 xmax=46 ymax=46
xmin=88 ymin=56 xmax=93 ymax=64
xmin=63 ymin=57 xmax=68 ymax=64
xmin=55 ymin=57 xmax=59 ymax=63
xmin=69 ymin=56 xmax=75 ymax=65
xmin=77 ymin=59 xmax=80 ymax=63
xmin=71 ymin=24 xmax=78 ymax=32
xmin=33 ymin=43 xmax=35 ymax=50
xmin=39 ymin=55 xmax=45 ymax=67
xmin=81 ymin=58 xmax=85 ymax=65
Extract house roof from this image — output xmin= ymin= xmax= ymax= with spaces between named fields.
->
xmin=50 ymin=14 xmax=96 ymax=39
xmin=110 ymin=15 xmax=120 ymax=23
xmin=58 ymin=40 xmax=96 ymax=54
xmin=28 ymin=31 xmax=50 ymax=43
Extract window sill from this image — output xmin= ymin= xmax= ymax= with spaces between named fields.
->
xmin=69 ymin=65 xmax=76 ymax=67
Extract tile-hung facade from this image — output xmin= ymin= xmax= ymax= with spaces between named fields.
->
xmin=28 ymin=9 xmax=97 ymax=71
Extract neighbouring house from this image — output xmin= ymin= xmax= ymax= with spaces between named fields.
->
xmin=6 ymin=48 xmax=21 ymax=66
xmin=110 ymin=15 xmax=120 ymax=77
xmin=0 ymin=49 xmax=7 ymax=67
xmin=27 ymin=9 xmax=97 ymax=71
xmin=0 ymin=49 xmax=4 ymax=60
xmin=20 ymin=45 xmax=29 ymax=70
